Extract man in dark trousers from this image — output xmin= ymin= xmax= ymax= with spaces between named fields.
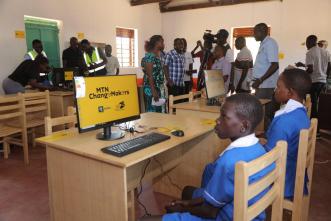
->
xmin=62 ymin=37 xmax=84 ymax=70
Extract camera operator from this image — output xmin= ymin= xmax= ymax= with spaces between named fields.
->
xmin=216 ymin=29 xmax=235 ymax=93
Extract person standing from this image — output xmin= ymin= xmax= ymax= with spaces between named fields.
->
xmin=211 ymin=45 xmax=231 ymax=93
xmin=141 ymin=35 xmax=167 ymax=113
xmin=233 ymin=37 xmax=253 ymax=93
xmin=181 ymin=38 xmax=194 ymax=93
xmin=164 ymin=38 xmax=185 ymax=96
xmin=62 ymin=37 xmax=84 ymax=70
xmin=105 ymin=44 xmax=120 ymax=75
xmin=252 ymin=23 xmax=280 ymax=129
xmin=24 ymin=39 xmax=47 ymax=60
xmin=80 ymin=39 xmax=107 ymax=76
xmin=296 ymin=35 xmax=330 ymax=127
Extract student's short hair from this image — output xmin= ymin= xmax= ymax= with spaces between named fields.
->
xmin=281 ymin=68 xmax=312 ymax=100
xmin=217 ymin=29 xmax=229 ymax=39
xmin=306 ymin=35 xmax=317 ymax=44
xmin=226 ymin=94 xmax=263 ymax=131
xmin=34 ymin=55 xmax=49 ymax=64
xmin=70 ymin=37 xmax=78 ymax=41
xmin=80 ymin=39 xmax=90 ymax=45
xmin=174 ymin=38 xmax=182 ymax=44
xmin=235 ymin=36 xmax=246 ymax=45
xmin=181 ymin=38 xmax=187 ymax=47
xmin=255 ymin=23 xmax=268 ymax=34
xmin=32 ymin=39 xmax=42 ymax=46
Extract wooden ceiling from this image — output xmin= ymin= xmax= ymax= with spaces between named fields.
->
xmin=130 ymin=0 xmax=282 ymax=12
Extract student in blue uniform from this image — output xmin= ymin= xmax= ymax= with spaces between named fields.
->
xmin=140 ymin=94 xmax=273 ymax=221
xmin=264 ymin=68 xmax=312 ymax=199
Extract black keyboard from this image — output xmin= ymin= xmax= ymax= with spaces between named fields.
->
xmin=101 ymin=132 xmax=171 ymax=157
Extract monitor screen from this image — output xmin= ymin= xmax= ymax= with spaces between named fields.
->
xmin=52 ymin=67 xmax=79 ymax=87
xmin=204 ymin=70 xmax=226 ymax=98
xmin=74 ymin=75 xmax=140 ymax=133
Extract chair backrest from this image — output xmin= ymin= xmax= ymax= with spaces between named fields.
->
xmin=234 ymin=141 xmax=287 ymax=221
xmin=23 ymin=90 xmax=51 ymax=121
xmin=0 ymin=94 xmax=26 ymax=135
xmin=44 ymin=115 xmax=77 ymax=136
xmin=289 ymin=118 xmax=317 ymax=220
xmin=168 ymin=92 xmax=194 ymax=114
xmin=304 ymin=94 xmax=312 ymax=118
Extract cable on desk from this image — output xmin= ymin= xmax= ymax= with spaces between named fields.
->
xmin=137 ymin=158 xmax=152 ymax=218
xmin=153 ymin=157 xmax=182 ymax=192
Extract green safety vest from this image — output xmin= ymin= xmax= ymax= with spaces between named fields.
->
xmin=83 ymin=47 xmax=105 ymax=73
xmin=27 ymin=50 xmax=47 ymax=60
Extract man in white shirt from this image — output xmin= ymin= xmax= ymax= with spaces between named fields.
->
xmin=232 ymin=37 xmax=253 ymax=93
xmin=212 ymin=45 xmax=231 ymax=93
xmin=296 ymin=35 xmax=331 ymax=121
xmin=181 ymin=38 xmax=194 ymax=94
xmin=105 ymin=44 xmax=120 ymax=75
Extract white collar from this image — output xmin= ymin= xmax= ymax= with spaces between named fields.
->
xmin=220 ymin=133 xmax=259 ymax=157
xmin=216 ymin=57 xmax=225 ymax=62
xmin=274 ymin=99 xmax=304 ymax=118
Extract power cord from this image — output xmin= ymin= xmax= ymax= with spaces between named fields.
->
xmin=153 ymin=157 xmax=182 ymax=192
xmin=136 ymin=158 xmax=152 ymax=218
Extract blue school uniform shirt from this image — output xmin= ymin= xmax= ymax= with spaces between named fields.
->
xmin=163 ymin=134 xmax=274 ymax=221
xmin=264 ymin=99 xmax=310 ymax=198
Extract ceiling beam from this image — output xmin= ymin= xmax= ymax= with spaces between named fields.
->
xmin=160 ymin=0 xmax=280 ymax=13
xmin=130 ymin=0 xmax=161 ymax=6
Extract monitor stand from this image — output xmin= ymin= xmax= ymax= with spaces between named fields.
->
xmin=96 ymin=126 xmax=125 ymax=141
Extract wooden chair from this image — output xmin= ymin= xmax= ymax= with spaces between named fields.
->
xmin=0 ymin=94 xmax=29 ymax=164
xmin=234 ymin=141 xmax=287 ymax=221
xmin=283 ymin=119 xmax=318 ymax=221
xmin=304 ymin=94 xmax=312 ymax=118
xmin=168 ymin=92 xmax=194 ymax=114
xmin=44 ymin=115 xmax=77 ymax=136
xmin=23 ymin=91 xmax=51 ymax=147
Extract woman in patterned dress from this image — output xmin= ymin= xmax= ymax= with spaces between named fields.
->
xmin=141 ymin=35 xmax=167 ymax=113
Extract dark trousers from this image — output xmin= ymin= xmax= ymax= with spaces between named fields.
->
xmin=255 ymin=88 xmax=280 ymax=130
xmin=310 ymin=82 xmax=326 ymax=119
xmin=168 ymin=85 xmax=185 ymax=96
xmin=184 ymin=81 xmax=192 ymax=94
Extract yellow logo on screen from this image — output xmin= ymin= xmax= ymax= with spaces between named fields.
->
xmin=76 ymin=75 xmax=140 ymax=128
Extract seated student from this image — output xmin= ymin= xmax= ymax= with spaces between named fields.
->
xmin=211 ymin=45 xmax=231 ymax=93
xmin=2 ymin=55 xmax=53 ymax=94
xmin=264 ymin=68 xmax=312 ymax=199
xmin=140 ymin=94 xmax=273 ymax=221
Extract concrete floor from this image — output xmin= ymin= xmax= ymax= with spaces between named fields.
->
xmin=0 ymin=132 xmax=331 ymax=221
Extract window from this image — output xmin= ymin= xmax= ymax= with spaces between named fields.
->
xmin=232 ymin=27 xmax=270 ymax=63
xmin=116 ymin=27 xmax=135 ymax=67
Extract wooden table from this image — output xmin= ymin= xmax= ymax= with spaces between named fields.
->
xmin=172 ymin=98 xmax=270 ymax=132
xmin=36 ymin=112 xmax=230 ymax=221
xmin=49 ymin=91 xmax=74 ymax=117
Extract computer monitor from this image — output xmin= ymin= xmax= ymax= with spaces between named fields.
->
xmin=74 ymin=75 xmax=141 ymax=140
xmin=52 ymin=67 xmax=79 ymax=89
xmin=204 ymin=70 xmax=226 ymax=99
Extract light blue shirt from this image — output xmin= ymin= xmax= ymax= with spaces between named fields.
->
xmin=253 ymin=36 xmax=279 ymax=88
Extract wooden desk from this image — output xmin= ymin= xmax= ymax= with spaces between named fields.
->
xmin=36 ymin=113 xmax=230 ymax=221
xmin=49 ymin=91 xmax=74 ymax=117
xmin=172 ymin=98 xmax=270 ymax=132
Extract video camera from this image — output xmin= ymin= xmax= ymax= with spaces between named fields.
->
xmin=203 ymin=30 xmax=218 ymax=49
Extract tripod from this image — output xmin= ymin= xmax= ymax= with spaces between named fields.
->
xmin=197 ymin=49 xmax=212 ymax=91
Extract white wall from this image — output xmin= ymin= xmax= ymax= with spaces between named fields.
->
xmin=0 ymin=0 xmax=162 ymax=94
xmin=161 ymin=0 xmax=331 ymax=72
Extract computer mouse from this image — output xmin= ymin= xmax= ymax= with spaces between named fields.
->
xmin=171 ymin=130 xmax=184 ymax=137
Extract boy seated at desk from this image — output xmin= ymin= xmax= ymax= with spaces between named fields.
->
xmin=211 ymin=45 xmax=231 ymax=93
xmin=263 ymin=68 xmax=311 ymax=199
xmin=140 ymin=94 xmax=273 ymax=221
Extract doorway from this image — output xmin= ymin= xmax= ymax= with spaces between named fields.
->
xmin=232 ymin=26 xmax=271 ymax=62
xmin=24 ymin=16 xmax=61 ymax=68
